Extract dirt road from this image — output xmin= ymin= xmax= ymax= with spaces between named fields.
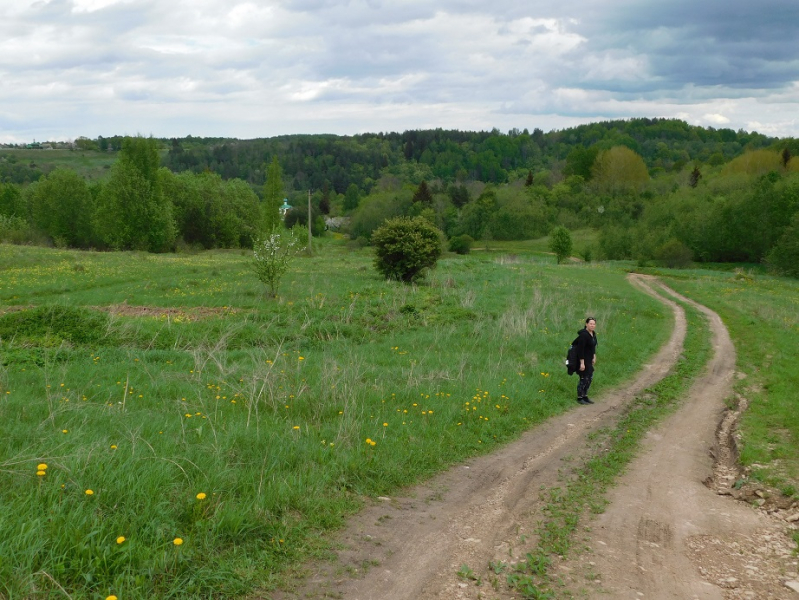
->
xmin=272 ymin=276 xmax=798 ymax=600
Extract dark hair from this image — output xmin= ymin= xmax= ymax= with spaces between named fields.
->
xmin=585 ymin=317 xmax=596 ymax=324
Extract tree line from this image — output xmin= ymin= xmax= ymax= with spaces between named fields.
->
xmin=0 ymin=138 xmax=281 ymax=252
xmin=2 ymin=121 xmax=799 ymax=277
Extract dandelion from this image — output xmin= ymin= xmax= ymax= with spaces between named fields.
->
xmin=85 ymin=489 xmax=94 ymax=496
xmin=383 ymin=422 xmax=388 ymax=427
xmin=107 ymin=596 xmax=118 ymax=600
xmin=37 ymin=470 xmax=46 ymax=476
xmin=37 ymin=463 xmax=47 ymax=470
xmin=292 ymin=425 xmax=300 ymax=430
xmin=62 ymin=429 xmax=68 ymax=434
xmin=196 ymin=492 xmax=207 ymax=500
xmin=110 ymin=445 xmax=117 ymax=449
xmin=173 ymin=538 xmax=183 ymax=546
xmin=116 ymin=536 xmax=126 ymax=544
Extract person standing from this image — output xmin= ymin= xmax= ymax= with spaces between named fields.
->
xmin=576 ymin=317 xmax=597 ymax=405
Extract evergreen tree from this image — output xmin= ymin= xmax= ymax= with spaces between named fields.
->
xmin=412 ymin=180 xmax=433 ymax=205
xmin=262 ymin=156 xmax=284 ymax=231
xmin=319 ymin=182 xmax=331 ymax=214
xmin=689 ymin=166 xmax=702 ymax=188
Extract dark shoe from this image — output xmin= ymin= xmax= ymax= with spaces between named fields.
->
xmin=583 ymin=397 xmax=594 ymax=404
xmin=577 ymin=398 xmax=590 ymax=405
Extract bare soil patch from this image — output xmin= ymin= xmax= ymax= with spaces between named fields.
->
xmin=95 ymin=303 xmax=241 ymax=321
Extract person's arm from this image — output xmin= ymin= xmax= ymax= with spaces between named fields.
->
xmin=577 ymin=331 xmax=586 ymax=371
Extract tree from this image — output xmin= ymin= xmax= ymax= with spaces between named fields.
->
xmin=565 ymin=146 xmax=599 ymax=181
xmin=26 ymin=168 xmax=93 ymax=247
xmin=319 ymin=182 xmax=331 ymax=214
xmin=412 ymin=180 xmax=433 ymax=205
xmin=689 ymin=166 xmax=702 ymax=188
xmin=372 ymin=216 xmax=443 ymax=282
xmin=458 ymin=189 xmax=497 ymax=240
xmin=549 ymin=226 xmax=573 ymax=264
xmin=262 ymin=156 xmax=284 ymax=231
xmin=252 ymin=226 xmax=303 ymax=297
xmin=343 ymin=183 xmax=361 ymax=212
xmin=592 ymin=146 xmax=649 ymax=194
xmin=0 ymin=183 xmax=24 ymax=218
xmin=94 ymin=136 xmax=175 ymax=252
xmin=767 ymin=211 xmax=799 ymax=277
xmin=782 ymin=148 xmax=792 ymax=170
xmin=448 ymin=183 xmax=470 ymax=208
xmin=524 ymin=170 xmax=534 ymax=186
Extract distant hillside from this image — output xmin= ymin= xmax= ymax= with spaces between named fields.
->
xmin=159 ymin=119 xmax=781 ymax=193
xmin=2 ymin=119 xmax=793 ymax=191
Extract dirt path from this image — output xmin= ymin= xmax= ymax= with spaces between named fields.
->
xmin=558 ymin=283 xmax=799 ymax=599
xmin=270 ymin=276 xmax=798 ymax=600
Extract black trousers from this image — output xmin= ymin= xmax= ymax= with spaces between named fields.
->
xmin=577 ymin=364 xmax=594 ymax=399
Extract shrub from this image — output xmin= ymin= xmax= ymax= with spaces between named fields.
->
xmin=372 ymin=216 xmax=443 ymax=282
xmin=548 ymin=226 xmax=573 ymax=264
xmin=0 ymin=305 xmax=109 ymax=346
xmin=252 ymin=226 xmax=303 ymax=297
xmin=654 ymin=238 xmax=693 ymax=268
xmin=449 ymin=234 xmax=474 ymax=255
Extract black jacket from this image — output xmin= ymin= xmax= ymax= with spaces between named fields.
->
xmin=576 ymin=327 xmax=597 ymax=363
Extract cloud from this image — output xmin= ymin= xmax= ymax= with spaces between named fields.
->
xmin=1 ymin=0 xmax=799 ymax=142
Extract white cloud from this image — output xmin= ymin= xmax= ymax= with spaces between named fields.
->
xmin=1 ymin=0 xmax=799 ymax=142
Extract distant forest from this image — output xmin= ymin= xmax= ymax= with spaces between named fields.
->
xmin=2 ymin=118 xmax=799 ymax=276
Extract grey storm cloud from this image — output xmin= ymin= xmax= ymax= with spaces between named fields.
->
xmin=1 ymin=0 xmax=798 ymax=142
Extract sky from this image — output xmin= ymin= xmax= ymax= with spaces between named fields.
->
xmin=2 ymin=0 xmax=799 ymax=143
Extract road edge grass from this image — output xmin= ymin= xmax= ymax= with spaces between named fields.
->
xmin=485 ymin=294 xmax=712 ymax=599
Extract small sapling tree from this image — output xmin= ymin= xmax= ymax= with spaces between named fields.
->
xmin=372 ymin=216 xmax=443 ymax=282
xmin=549 ymin=226 xmax=573 ymax=264
xmin=252 ymin=225 xmax=304 ymax=297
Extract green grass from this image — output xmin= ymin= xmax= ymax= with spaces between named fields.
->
xmin=0 ymin=240 xmax=671 ymax=598
xmin=1 ymin=148 xmax=118 ymax=181
xmin=472 ymin=229 xmax=599 ymax=259
xmin=660 ymin=269 xmax=799 ymax=493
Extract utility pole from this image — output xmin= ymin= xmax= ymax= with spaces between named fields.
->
xmin=307 ymin=189 xmax=312 ymax=254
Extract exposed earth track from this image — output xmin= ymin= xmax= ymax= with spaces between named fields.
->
xmin=270 ymin=275 xmax=798 ymax=600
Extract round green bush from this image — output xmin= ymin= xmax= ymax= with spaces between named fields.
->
xmin=372 ymin=216 xmax=443 ymax=282
xmin=448 ymin=234 xmax=474 ymax=255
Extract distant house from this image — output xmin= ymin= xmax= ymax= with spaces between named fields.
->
xmin=279 ymin=198 xmax=292 ymax=219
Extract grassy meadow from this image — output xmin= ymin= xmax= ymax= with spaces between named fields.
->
xmin=1 ymin=148 xmax=117 ymax=181
xmin=0 ymin=239 xmax=672 ymax=598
